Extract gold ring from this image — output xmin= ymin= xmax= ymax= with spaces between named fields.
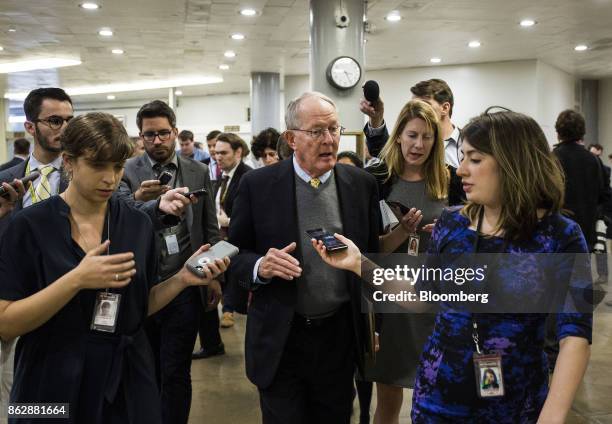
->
xmin=115 ymin=273 xmax=119 ymax=281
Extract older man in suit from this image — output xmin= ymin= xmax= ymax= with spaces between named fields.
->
xmin=228 ymin=92 xmax=379 ymax=423
xmin=116 ymin=100 xmax=221 ymax=424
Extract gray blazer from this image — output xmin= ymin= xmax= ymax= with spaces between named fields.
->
xmin=0 ymin=159 xmax=69 ymax=240
xmin=116 ymin=153 xmax=221 ymax=253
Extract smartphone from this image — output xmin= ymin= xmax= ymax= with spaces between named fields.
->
xmin=306 ymin=228 xmax=348 ymax=252
xmin=0 ymin=171 xmax=40 ymax=198
xmin=387 ymin=201 xmax=410 ymax=215
xmin=158 ymin=170 xmax=173 ymax=186
xmin=186 ymin=240 xmax=239 ymax=277
xmin=181 ymin=188 xmax=208 ymax=198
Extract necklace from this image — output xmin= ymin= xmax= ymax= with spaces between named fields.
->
xmin=61 ymin=192 xmax=110 ymax=254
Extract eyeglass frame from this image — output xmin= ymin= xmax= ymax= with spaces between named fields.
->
xmin=288 ymin=126 xmax=346 ymax=140
xmin=32 ymin=115 xmax=74 ymax=130
xmin=140 ymin=129 xmax=176 ymax=142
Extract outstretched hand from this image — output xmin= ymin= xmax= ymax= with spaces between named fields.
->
xmin=310 ymin=233 xmax=362 ymax=275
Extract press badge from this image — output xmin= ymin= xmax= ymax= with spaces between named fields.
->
xmin=91 ymin=292 xmax=121 ymax=333
xmin=473 ymin=353 xmax=505 ymax=398
xmin=407 ymin=234 xmax=420 ymax=256
xmin=164 ymin=234 xmax=180 ymax=255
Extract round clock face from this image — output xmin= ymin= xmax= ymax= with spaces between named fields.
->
xmin=327 ymin=56 xmax=361 ymax=90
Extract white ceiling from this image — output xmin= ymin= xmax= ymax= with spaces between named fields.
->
xmin=1 ymin=0 xmax=612 ymax=105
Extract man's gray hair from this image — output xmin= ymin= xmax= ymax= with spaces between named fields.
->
xmin=285 ymin=91 xmax=337 ymax=130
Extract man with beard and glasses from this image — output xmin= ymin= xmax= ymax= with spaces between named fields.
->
xmin=117 ymin=100 xmax=221 ymax=424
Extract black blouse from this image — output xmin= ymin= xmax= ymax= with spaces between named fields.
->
xmin=0 ymin=195 xmax=161 ymax=424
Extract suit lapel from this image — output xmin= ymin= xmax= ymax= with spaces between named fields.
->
xmin=135 ymin=154 xmax=154 ymax=184
xmin=334 ymin=165 xmax=357 ymax=242
xmin=273 ymin=160 xmax=300 ymax=258
xmin=178 ymin=156 xmax=199 ymax=190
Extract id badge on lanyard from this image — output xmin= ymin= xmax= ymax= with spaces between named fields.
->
xmin=407 ymin=233 xmax=420 ymax=256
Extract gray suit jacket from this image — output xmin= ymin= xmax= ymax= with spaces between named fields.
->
xmin=116 ymin=153 xmax=221 ymax=254
xmin=0 ymin=159 xmax=69 ymax=240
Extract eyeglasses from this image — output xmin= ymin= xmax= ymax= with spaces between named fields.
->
xmin=290 ymin=126 xmax=345 ymax=140
xmin=34 ymin=115 xmax=73 ymax=130
xmin=141 ymin=130 xmax=173 ymax=142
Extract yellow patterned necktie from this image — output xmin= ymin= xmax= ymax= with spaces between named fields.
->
xmin=309 ymin=178 xmax=321 ymax=189
xmin=32 ymin=165 xmax=54 ymax=203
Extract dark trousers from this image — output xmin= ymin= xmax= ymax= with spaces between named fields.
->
xmin=145 ymin=287 xmax=201 ymax=424
xmin=258 ymin=304 xmax=355 ymax=424
xmin=198 ymin=307 xmax=222 ymax=349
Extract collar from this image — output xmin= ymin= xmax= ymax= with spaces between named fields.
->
xmin=222 ymin=162 xmax=240 ymax=179
xmin=147 ymin=152 xmax=178 ymax=169
xmin=292 ymin=155 xmax=332 ymax=184
xmin=445 ymin=125 xmax=461 ymax=144
xmin=28 ymin=152 xmax=62 ymax=171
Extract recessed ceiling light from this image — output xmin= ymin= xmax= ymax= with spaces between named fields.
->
xmin=107 ymin=95 xmax=116 ymax=100
xmin=519 ymin=19 xmax=536 ymax=27
xmin=430 ymin=57 xmax=442 ymax=63
xmin=240 ymin=8 xmax=257 ymax=16
xmin=219 ymin=64 xmax=230 ymax=70
xmin=386 ymin=11 xmax=401 ymax=22
xmin=8 ymin=28 xmax=16 ymax=33
xmin=98 ymin=29 xmax=113 ymax=37
xmin=174 ymin=90 xmax=183 ymax=96
xmin=468 ymin=40 xmax=481 ymax=48
xmin=0 ymin=58 xmax=81 ymax=74
xmin=231 ymin=33 xmax=245 ymax=40
xmin=80 ymin=2 xmax=100 ymax=9
xmin=574 ymin=44 xmax=588 ymax=51
xmin=111 ymin=49 xmax=124 ymax=55
xmin=0 ymin=46 xmax=3 ymax=51
xmin=224 ymin=50 xmax=236 ymax=58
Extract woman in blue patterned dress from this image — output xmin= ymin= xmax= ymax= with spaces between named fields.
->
xmin=311 ymin=109 xmax=592 ymax=423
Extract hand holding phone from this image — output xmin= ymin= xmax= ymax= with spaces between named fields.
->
xmin=181 ymin=188 xmax=208 ymax=198
xmin=306 ymin=228 xmax=348 ymax=252
xmin=0 ymin=171 xmax=39 ymax=198
xmin=158 ymin=171 xmax=173 ymax=186
xmin=186 ymin=241 xmax=239 ymax=278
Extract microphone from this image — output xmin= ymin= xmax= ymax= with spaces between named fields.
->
xmin=0 ymin=171 xmax=41 ymax=198
xmin=363 ymin=80 xmax=380 ymax=103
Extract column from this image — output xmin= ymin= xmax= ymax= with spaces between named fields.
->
xmin=310 ymin=0 xmax=365 ymax=132
xmin=250 ymin=72 xmax=280 ymax=135
xmin=581 ymin=80 xmax=599 ymax=145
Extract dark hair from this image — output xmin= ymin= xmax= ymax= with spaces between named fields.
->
xmin=206 ymin=130 xmax=222 ymax=141
xmin=555 ymin=109 xmax=585 ymax=143
xmin=276 ymin=134 xmax=293 ymax=160
xmin=136 ymin=100 xmax=176 ymax=131
xmin=251 ymin=128 xmax=280 ymax=159
xmin=410 ymin=79 xmax=454 ymax=117
xmin=23 ymin=88 xmax=72 ymax=121
xmin=589 ymin=143 xmax=603 ymax=151
xmin=13 ymin=138 xmax=30 ymax=155
xmin=178 ymin=130 xmax=194 ymax=141
xmin=337 ymin=151 xmax=364 ymax=168
xmin=61 ymin=112 xmax=133 ymax=163
xmin=216 ymin=133 xmax=247 ymax=155
xmin=461 ymin=110 xmax=564 ymax=242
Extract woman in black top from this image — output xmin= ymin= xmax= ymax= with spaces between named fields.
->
xmin=0 ymin=113 xmax=228 ymax=424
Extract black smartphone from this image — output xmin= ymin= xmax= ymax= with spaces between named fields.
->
xmin=387 ymin=201 xmax=410 ymax=215
xmin=182 ymin=188 xmax=208 ymax=198
xmin=158 ymin=170 xmax=173 ymax=186
xmin=306 ymin=228 xmax=348 ymax=252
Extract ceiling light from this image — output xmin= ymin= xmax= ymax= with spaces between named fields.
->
xmin=219 ymin=64 xmax=229 ymax=70
xmin=468 ymin=40 xmax=481 ymax=48
xmin=174 ymin=90 xmax=183 ymax=96
xmin=519 ymin=19 xmax=536 ymax=27
xmin=574 ymin=44 xmax=588 ymax=51
xmin=240 ymin=8 xmax=257 ymax=16
xmin=231 ymin=33 xmax=245 ymax=40
xmin=0 ymin=46 xmax=3 ymax=51
xmin=107 ymin=95 xmax=115 ymax=100
xmin=98 ymin=29 xmax=113 ymax=37
xmin=8 ymin=28 xmax=16 ymax=33
xmin=386 ymin=11 xmax=401 ymax=22
xmin=111 ymin=49 xmax=124 ymax=55
xmin=80 ymin=2 xmax=100 ymax=9
xmin=0 ymin=58 xmax=81 ymax=74
xmin=430 ymin=57 xmax=442 ymax=64
xmin=224 ymin=50 xmax=236 ymax=58
xmin=5 ymin=76 xmax=223 ymax=100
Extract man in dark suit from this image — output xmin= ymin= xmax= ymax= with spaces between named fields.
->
xmin=116 ymin=100 xmax=221 ymax=424
xmin=359 ymin=78 xmax=465 ymax=206
xmin=0 ymin=138 xmax=30 ymax=172
xmin=228 ymin=92 xmax=379 ymax=423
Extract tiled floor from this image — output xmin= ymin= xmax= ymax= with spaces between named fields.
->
xmin=190 ymin=302 xmax=612 ymax=423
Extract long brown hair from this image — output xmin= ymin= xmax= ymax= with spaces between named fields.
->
xmin=461 ymin=110 xmax=565 ymax=242
xmin=378 ymin=99 xmax=448 ymax=200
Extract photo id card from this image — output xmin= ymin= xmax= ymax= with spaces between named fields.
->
xmin=407 ymin=234 xmax=420 ymax=257
xmin=473 ymin=353 xmax=505 ymax=398
xmin=164 ymin=234 xmax=180 ymax=255
xmin=91 ymin=292 xmax=121 ymax=333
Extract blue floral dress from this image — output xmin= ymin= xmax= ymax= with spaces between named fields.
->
xmin=411 ymin=208 xmax=593 ymax=423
